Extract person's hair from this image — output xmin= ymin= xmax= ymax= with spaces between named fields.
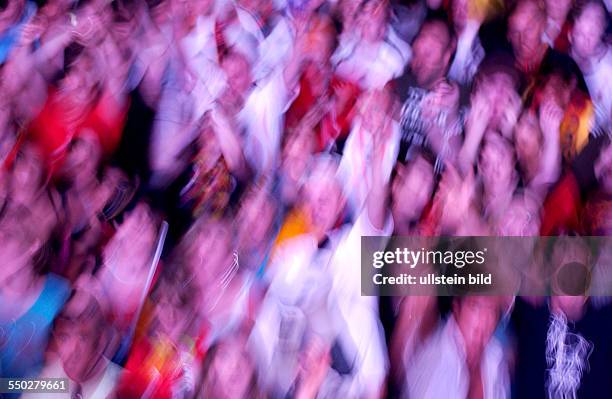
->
xmin=511 ymin=0 xmax=546 ymax=24
xmin=194 ymin=334 xmax=263 ymax=399
xmin=571 ymin=0 xmax=611 ymax=32
xmin=474 ymin=51 xmax=521 ymax=92
xmin=539 ymin=51 xmax=589 ymax=95
xmin=418 ymin=11 xmax=455 ymax=48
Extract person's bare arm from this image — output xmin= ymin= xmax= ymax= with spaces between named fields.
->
xmin=530 ymin=100 xmax=562 ymax=193
xmin=458 ymin=92 xmax=491 ymax=174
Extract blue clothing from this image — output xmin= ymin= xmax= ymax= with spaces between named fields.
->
xmin=0 ymin=274 xmax=70 ymax=379
xmin=0 ymin=2 xmax=36 ymax=64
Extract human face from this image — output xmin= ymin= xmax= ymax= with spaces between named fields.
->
xmin=237 ymin=188 xmax=275 ymax=253
xmin=497 ymin=197 xmax=540 ymax=236
xmin=193 ymin=220 xmax=233 ymax=288
xmin=305 ymin=177 xmax=342 ymax=234
xmin=411 ymin=22 xmax=451 ymax=89
xmin=571 ymin=3 xmax=606 ymax=61
xmin=508 ymin=2 xmax=546 ymax=66
xmin=479 ymin=136 xmax=516 ymax=197
xmin=206 ymin=339 xmax=254 ymax=399
xmin=514 ymin=112 xmax=541 ymax=177
xmin=392 ymin=157 xmax=435 ymax=226
xmin=303 ymin=166 xmax=343 ymax=235
xmin=595 ymin=142 xmax=612 ymax=194
xmin=357 ymin=0 xmax=387 ymax=42
xmin=55 ymin=294 xmax=106 ymax=383
xmin=0 ymin=232 xmax=31 ymax=287
xmin=222 ymin=53 xmax=252 ymax=98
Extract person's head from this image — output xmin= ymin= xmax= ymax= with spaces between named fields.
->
xmin=473 ymin=54 xmax=522 ymax=134
xmin=451 ymin=0 xmax=486 ymax=32
xmin=410 ymin=18 xmax=455 ymax=89
xmin=595 ymin=139 xmax=612 ymax=194
xmin=478 ymin=133 xmax=517 ymax=197
xmin=302 ymin=155 xmax=345 ymax=239
xmin=62 ymin=132 xmax=102 ymax=185
xmin=53 ymin=286 xmax=113 ymax=383
xmin=303 ymin=15 xmax=337 ymax=67
xmin=356 ymin=0 xmax=388 ymax=42
xmin=221 ymin=50 xmax=253 ymax=99
xmin=337 ymin=0 xmax=362 ymax=31
xmin=151 ymin=274 xmax=196 ymax=340
xmin=61 ymin=50 xmax=100 ymax=109
xmin=391 ymin=153 xmax=435 ymax=227
xmin=514 ymin=110 xmax=542 ymax=180
xmin=453 ymin=296 xmax=501 ymax=367
xmin=185 ymin=216 xmax=235 ymax=289
xmin=281 ymin=128 xmax=315 ymax=204
xmin=508 ymin=0 xmax=547 ymax=67
xmin=10 ymin=145 xmax=45 ymax=199
xmin=0 ymin=214 xmax=38 ymax=287
xmin=497 ymin=192 xmax=541 ymax=236
xmin=538 ymin=52 xmax=586 ymax=110
xmin=570 ymin=1 xmax=608 ymax=61
xmin=236 ymin=184 xmax=277 ymax=256
xmin=197 ymin=334 xmax=258 ymax=399
xmin=100 ymin=202 xmax=157 ymax=317
xmin=0 ymin=0 xmax=25 ymax=32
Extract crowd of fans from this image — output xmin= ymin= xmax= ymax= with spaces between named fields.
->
xmin=1 ymin=0 xmax=612 ymax=397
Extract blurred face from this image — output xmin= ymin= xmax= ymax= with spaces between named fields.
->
xmin=237 ymin=189 xmax=275 ymax=253
xmin=339 ymin=0 xmax=361 ymax=29
xmin=451 ymin=0 xmax=469 ymax=31
xmin=595 ymin=142 xmax=612 ymax=193
xmin=282 ymin=131 xmax=314 ymax=203
xmin=571 ymin=3 xmax=606 ymax=60
xmin=303 ymin=169 xmax=343 ymax=235
xmin=101 ymin=204 xmax=156 ymax=315
xmin=222 ymin=53 xmax=252 ymax=98
xmin=0 ymin=234 xmax=31 ymax=286
xmin=541 ymin=74 xmax=574 ymax=109
xmin=508 ymin=2 xmax=546 ymax=65
xmin=411 ymin=22 xmax=451 ymax=89
xmin=486 ymin=74 xmax=520 ymax=134
xmin=63 ymin=134 xmax=101 ymax=183
xmin=155 ymin=288 xmax=190 ymax=338
xmin=11 ymin=150 xmax=43 ymax=195
xmin=392 ymin=158 xmax=435 ymax=226
xmin=454 ymin=296 xmax=499 ymax=367
xmin=206 ymin=339 xmax=254 ymax=399
xmin=497 ymin=197 xmax=540 ymax=236
xmin=514 ymin=112 xmax=542 ymax=175
xmin=358 ymin=1 xmax=387 ymax=42
xmin=193 ymin=220 xmax=233 ymax=288
xmin=479 ymin=137 xmax=515 ymax=196
xmin=55 ymin=295 xmax=106 ymax=383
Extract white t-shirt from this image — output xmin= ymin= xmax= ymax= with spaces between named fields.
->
xmin=405 ymin=316 xmax=510 ymax=399
xmin=583 ymin=47 xmax=612 ymax=126
xmin=250 ymin=209 xmax=392 ymax=398
xmin=333 ymin=27 xmax=411 ymax=90
xmin=22 ymin=358 xmax=121 ymax=399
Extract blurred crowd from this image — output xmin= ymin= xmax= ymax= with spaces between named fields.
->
xmin=1 ymin=0 xmax=612 ymax=397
